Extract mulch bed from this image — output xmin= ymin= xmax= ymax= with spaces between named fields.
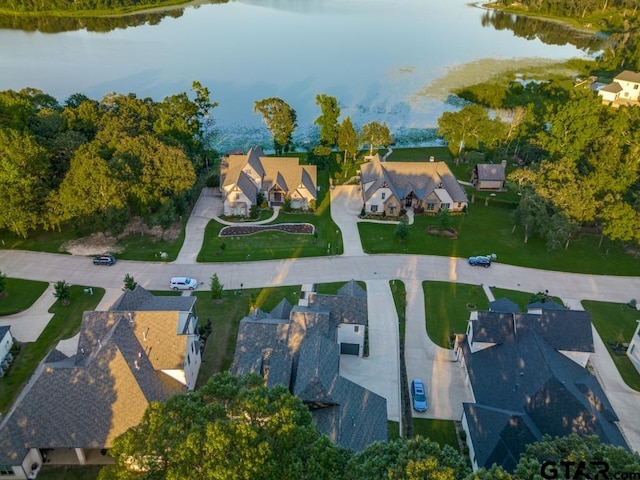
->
xmin=219 ymin=223 xmax=314 ymax=237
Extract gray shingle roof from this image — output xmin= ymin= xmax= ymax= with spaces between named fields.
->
xmin=475 ymin=164 xmax=506 ymax=181
xmin=462 ymin=322 xmax=627 ymax=471
xmin=110 ymin=285 xmax=195 ymax=313
xmin=489 ymin=297 xmax=521 ymax=313
xmin=525 ymin=300 xmax=566 ymax=311
xmin=516 ymin=311 xmax=593 ymax=353
xmin=472 ymin=311 xmax=515 ymax=344
xmin=360 ymin=156 xmax=468 ymax=204
xmin=230 ymin=283 xmax=387 ymax=451
xmin=337 ymin=279 xmax=367 ymax=298
xmin=0 ymin=314 xmax=185 ymax=464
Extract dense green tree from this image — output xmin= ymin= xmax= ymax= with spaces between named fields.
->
xmin=99 ymin=372 xmax=349 ymax=480
xmin=112 ymin=134 xmax=196 ymax=211
xmin=337 ymin=117 xmax=357 ymax=164
xmin=345 ymin=436 xmax=470 ymax=480
xmin=465 ymin=464 xmax=512 ymax=480
xmin=122 ymin=274 xmax=137 ymax=291
xmin=53 ymin=280 xmax=71 ymax=304
xmin=254 ymin=97 xmax=297 ymax=155
xmin=210 ymin=273 xmax=223 ymax=300
xmin=514 ymin=434 xmax=640 ymax=480
xmin=438 ymin=208 xmax=452 ymax=233
xmin=0 ymin=272 xmax=6 ymax=295
xmin=48 ymin=142 xmax=127 ymax=227
xmin=314 ymin=94 xmax=340 ymax=148
xmin=437 ymin=104 xmax=504 ymax=158
xmin=0 ymin=128 xmax=49 ymax=237
xmin=359 ymin=121 xmax=393 ymax=154
xmin=395 ymin=218 xmax=409 ymax=242
xmin=511 ymin=188 xmax=547 ymax=243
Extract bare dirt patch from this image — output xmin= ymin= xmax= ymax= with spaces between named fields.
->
xmin=62 ymin=217 xmax=181 ymax=256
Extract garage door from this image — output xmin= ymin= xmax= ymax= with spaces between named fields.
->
xmin=340 ymin=343 xmax=360 ymax=355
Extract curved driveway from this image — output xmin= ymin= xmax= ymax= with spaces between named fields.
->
xmin=1 ymin=187 xmax=639 ymax=449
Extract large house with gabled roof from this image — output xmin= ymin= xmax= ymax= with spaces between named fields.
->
xmin=231 ymin=281 xmax=387 ymax=452
xmin=220 ymin=146 xmax=317 ymax=216
xmin=458 ymin=308 xmax=628 ymax=472
xmin=359 ymin=154 xmax=468 ymax=216
xmin=0 ymin=286 xmax=200 ymax=478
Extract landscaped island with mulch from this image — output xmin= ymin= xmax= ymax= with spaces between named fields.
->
xmin=219 ymin=223 xmax=314 ymax=237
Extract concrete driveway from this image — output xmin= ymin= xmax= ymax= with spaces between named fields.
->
xmin=404 ymin=278 xmax=474 ymax=420
xmin=330 ymin=185 xmax=365 ymax=256
xmin=340 ymin=280 xmax=400 ymax=422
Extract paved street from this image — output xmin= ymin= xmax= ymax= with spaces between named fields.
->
xmin=1 ymin=187 xmax=640 ymax=451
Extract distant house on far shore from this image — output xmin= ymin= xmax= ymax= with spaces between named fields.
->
xmin=598 ymin=70 xmax=640 ymax=108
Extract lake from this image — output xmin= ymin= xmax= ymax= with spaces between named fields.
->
xmin=0 ymin=0 xmax=600 ymax=151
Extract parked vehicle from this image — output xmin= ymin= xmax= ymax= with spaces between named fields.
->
xmin=468 ymin=256 xmax=491 ymax=267
xmin=169 ymin=277 xmax=198 ymax=290
xmin=411 ymin=378 xmax=428 ymax=412
xmin=93 ymin=255 xmax=116 ymax=266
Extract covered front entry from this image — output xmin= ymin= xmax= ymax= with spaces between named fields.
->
xmin=404 ymin=192 xmax=417 ymax=207
xmin=340 ymin=343 xmax=360 ymax=355
xmin=269 ymin=186 xmax=286 ymax=206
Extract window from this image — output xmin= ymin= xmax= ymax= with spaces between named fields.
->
xmin=354 ymin=326 xmax=360 ymax=333
xmin=187 ymin=354 xmax=191 ymax=366
xmin=635 ymin=84 xmax=639 ymax=90
xmin=426 ymin=203 xmax=435 ymax=211
xmin=235 ymin=193 xmax=240 ymax=200
xmin=441 ymin=203 xmax=450 ymax=210
xmin=0 ymin=466 xmax=13 ymax=475
xmin=371 ymin=205 xmax=378 ymax=212
xmin=381 ymin=192 xmax=386 ymax=199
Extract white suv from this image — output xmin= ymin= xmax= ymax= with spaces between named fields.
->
xmin=169 ymin=277 xmax=198 ymax=290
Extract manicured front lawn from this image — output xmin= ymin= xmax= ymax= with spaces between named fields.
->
xmin=194 ymin=285 xmax=301 ymax=387
xmin=424 ymin=281 xmax=488 ymax=348
xmin=412 ymin=418 xmax=459 ymax=451
xmin=0 ymin=286 xmax=105 ymax=415
xmin=359 ymin=203 xmax=640 ymax=275
xmin=316 ymin=281 xmax=367 ymax=295
xmin=390 ymin=280 xmax=407 ymax=341
xmin=582 ymin=300 xmax=640 ymax=392
xmin=37 ymin=465 xmax=103 ymax=480
xmin=0 ymin=278 xmax=49 ymax=315
xmin=198 ymin=170 xmax=343 ymax=262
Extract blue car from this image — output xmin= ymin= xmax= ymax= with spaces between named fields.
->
xmin=411 ymin=379 xmax=428 ymax=412
xmin=468 ymin=256 xmax=491 ymax=267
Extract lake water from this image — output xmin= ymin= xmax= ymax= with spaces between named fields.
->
xmin=0 ymin=0 xmax=598 ymax=151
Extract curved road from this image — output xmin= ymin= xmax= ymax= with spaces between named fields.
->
xmin=1 ymin=186 xmax=639 ymax=449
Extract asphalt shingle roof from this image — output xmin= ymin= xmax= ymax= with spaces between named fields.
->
xmin=489 ymin=297 xmax=521 ymax=313
xmin=475 ymin=164 xmax=506 ymax=181
xmin=230 ymin=282 xmax=387 ymax=451
xmin=462 ymin=312 xmax=626 ymax=471
xmin=360 ymin=156 xmax=468 ymax=204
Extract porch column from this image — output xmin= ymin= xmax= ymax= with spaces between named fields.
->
xmin=75 ymin=448 xmax=87 ymax=465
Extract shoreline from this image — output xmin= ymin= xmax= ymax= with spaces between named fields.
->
xmin=0 ymin=0 xmax=213 ymax=19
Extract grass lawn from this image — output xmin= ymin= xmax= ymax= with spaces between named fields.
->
xmin=37 ymin=465 xmax=103 ymax=480
xmin=490 ymin=287 xmax=564 ymax=311
xmin=424 ymin=281 xmax=489 ymax=349
xmin=582 ymin=300 xmax=640 ymax=392
xmin=359 ymin=203 xmax=640 ymax=276
xmin=115 ymin=226 xmax=185 ymax=262
xmin=0 ymin=286 xmax=105 ymax=415
xmin=412 ymin=418 xmax=459 ymax=451
xmin=388 ymin=421 xmax=400 ymax=440
xmin=194 ymin=285 xmax=301 ymax=387
xmin=0 ymin=278 xmax=49 ymax=315
xmin=316 ymin=280 xmax=366 ymax=295
xmin=198 ymin=170 xmax=342 ymax=262
xmin=390 ymin=280 xmax=407 ymax=341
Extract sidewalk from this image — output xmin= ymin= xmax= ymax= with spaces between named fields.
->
xmin=0 ymin=284 xmax=55 ymax=342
